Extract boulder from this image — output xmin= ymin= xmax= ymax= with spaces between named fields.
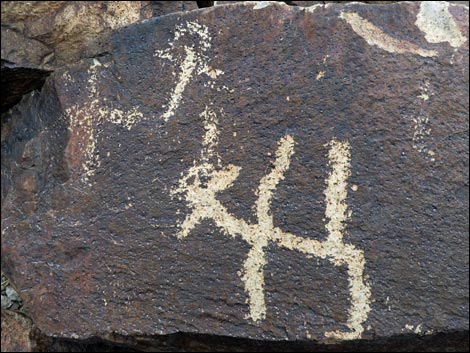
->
xmin=1 ymin=1 xmax=468 ymax=348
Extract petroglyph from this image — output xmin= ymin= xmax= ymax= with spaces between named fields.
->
xmin=152 ymin=16 xmax=374 ymax=341
xmin=340 ymin=11 xmax=438 ymax=57
xmin=155 ymin=21 xmax=223 ymax=121
xmin=64 ymin=20 xmax=222 ymax=185
xmin=409 ymin=82 xmax=436 ymax=161
xmin=173 ymin=111 xmax=372 ymax=339
xmin=65 ymin=16 xmax=373 ymax=339
xmin=64 ymin=60 xmax=145 ymax=184
xmin=62 ymin=21 xmax=223 ymax=187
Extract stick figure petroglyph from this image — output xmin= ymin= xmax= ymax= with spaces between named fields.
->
xmin=154 ymin=21 xmax=223 ymax=122
xmin=154 ymin=20 xmax=372 ymax=341
xmin=172 ymin=107 xmax=372 ymax=340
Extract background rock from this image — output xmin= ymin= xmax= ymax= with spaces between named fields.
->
xmin=1 ymin=311 xmax=35 ymax=352
xmin=0 ymin=1 xmax=198 ymax=68
xmin=0 ymin=1 xmax=198 ymax=112
xmin=2 ymin=1 xmax=468 ymax=113
xmin=1 ymin=1 xmax=469 ymax=351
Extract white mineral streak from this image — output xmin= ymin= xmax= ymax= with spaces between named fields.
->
xmin=415 ymin=1 xmax=467 ymax=48
xmin=302 ymin=4 xmax=324 ymax=13
xmin=174 ymin=107 xmax=371 ymax=338
xmin=254 ymin=1 xmax=273 ymax=10
xmin=340 ymin=11 xmax=438 ymax=57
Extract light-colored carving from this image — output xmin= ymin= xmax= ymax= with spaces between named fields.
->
xmin=149 ymin=17 xmax=374 ymax=341
xmin=64 ymin=21 xmax=222 ymax=184
xmin=64 ymin=15 xmax=373 ymax=339
xmin=64 ymin=59 xmax=145 ymax=184
xmin=340 ymin=11 xmax=438 ymax=57
xmin=174 ymin=107 xmax=371 ymax=339
xmin=407 ymin=82 xmax=436 ymax=161
xmin=155 ymin=22 xmax=223 ymax=122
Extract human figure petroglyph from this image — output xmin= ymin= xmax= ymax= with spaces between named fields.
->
xmin=154 ymin=21 xmax=223 ymax=122
xmin=172 ymin=106 xmax=372 ymax=340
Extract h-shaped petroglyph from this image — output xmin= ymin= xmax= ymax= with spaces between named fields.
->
xmin=64 ymin=58 xmax=147 ymax=184
xmin=172 ymin=108 xmax=372 ymax=340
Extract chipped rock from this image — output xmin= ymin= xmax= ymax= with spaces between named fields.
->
xmin=6 ymin=287 xmax=21 ymax=302
xmin=1 ymin=295 xmax=12 ymax=309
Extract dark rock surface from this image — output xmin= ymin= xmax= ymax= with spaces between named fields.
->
xmin=27 ymin=330 xmax=470 ymax=352
xmin=1 ymin=0 xmax=469 ymax=349
xmin=1 ymin=63 xmax=51 ymax=113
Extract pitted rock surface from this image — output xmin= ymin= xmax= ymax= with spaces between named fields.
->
xmin=1 ymin=1 xmax=468 ymax=344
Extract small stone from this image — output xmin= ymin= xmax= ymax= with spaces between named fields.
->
xmin=5 ymin=287 xmax=20 ymax=302
xmin=1 ymin=295 xmax=12 ymax=309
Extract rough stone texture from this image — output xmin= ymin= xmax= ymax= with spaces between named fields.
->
xmin=1 ymin=272 xmax=24 ymax=311
xmin=0 ymin=1 xmax=198 ymax=112
xmin=218 ymin=1 xmax=470 ymax=7
xmin=26 ymin=330 xmax=470 ymax=352
xmin=1 ymin=310 xmax=34 ymax=352
xmin=0 ymin=1 xmax=197 ymax=68
xmin=1 ymin=0 xmax=469 ymax=349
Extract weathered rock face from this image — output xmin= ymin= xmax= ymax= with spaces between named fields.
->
xmin=1 ymin=1 xmax=199 ymax=68
xmin=1 ymin=0 xmax=469 ymax=347
xmin=0 ymin=1 xmax=198 ymax=112
xmin=1 ymin=311 xmax=35 ymax=352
